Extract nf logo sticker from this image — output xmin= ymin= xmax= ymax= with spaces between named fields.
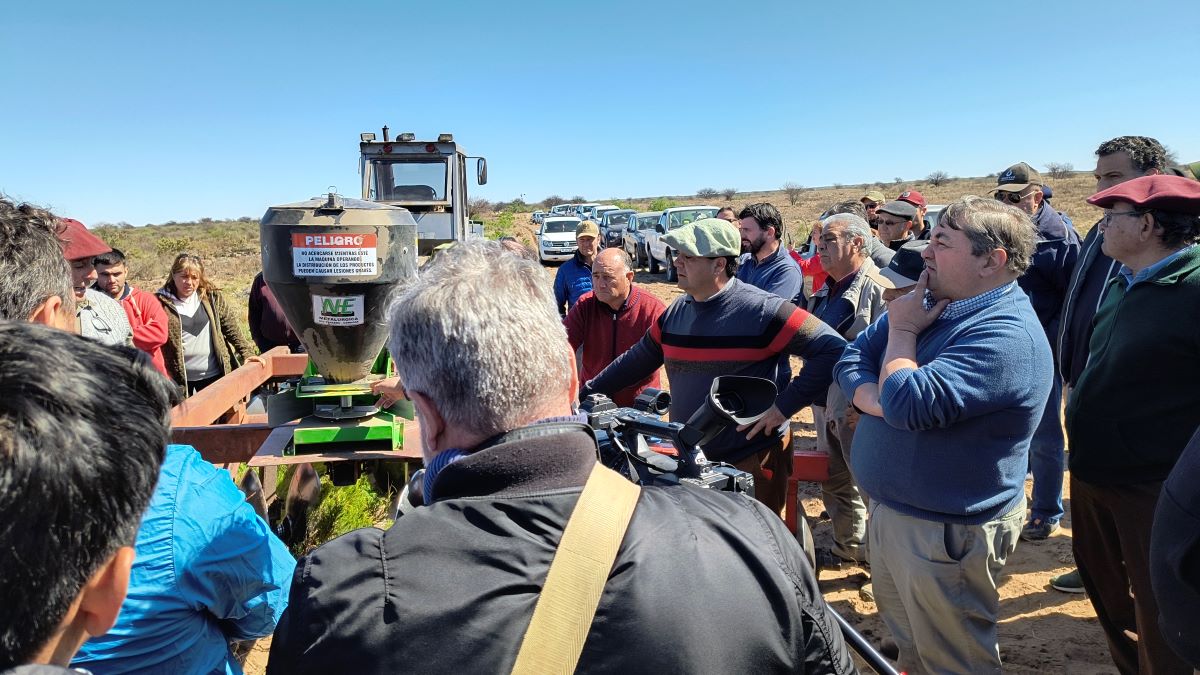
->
xmin=312 ymin=295 xmax=365 ymax=326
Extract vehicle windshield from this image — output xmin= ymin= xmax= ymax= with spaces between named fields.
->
xmin=667 ymin=208 xmax=719 ymax=229
xmin=543 ymin=221 xmax=578 ymax=234
xmin=606 ymin=213 xmax=631 ymax=227
xmin=371 ymin=159 xmax=447 ymax=200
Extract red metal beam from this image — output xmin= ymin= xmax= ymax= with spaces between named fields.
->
xmin=173 ymin=424 xmax=275 ymax=464
xmin=170 ymin=348 xmax=296 ymax=427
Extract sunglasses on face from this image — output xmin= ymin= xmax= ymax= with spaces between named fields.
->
xmin=863 ymin=202 xmax=880 ymax=209
xmin=994 ymin=190 xmax=1031 ymax=204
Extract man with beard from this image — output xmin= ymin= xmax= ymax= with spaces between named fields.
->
xmin=735 ymin=202 xmax=802 ymax=302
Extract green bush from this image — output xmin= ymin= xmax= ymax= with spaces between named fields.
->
xmin=155 ymin=236 xmax=195 ymax=256
xmin=303 ymin=475 xmax=391 ymax=553
xmin=649 ymin=198 xmax=680 ymax=211
xmin=484 ymin=212 xmax=515 ymax=239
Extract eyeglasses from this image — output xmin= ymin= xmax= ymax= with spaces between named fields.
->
xmin=994 ymin=190 xmax=1033 ymax=204
xmin=863 ymin=202 xmax=880 ymax=210
xmin=1100 ymin=209 xmax=1148 ymax=226
xmin=878 ymin=219 xmax=910 ymax=228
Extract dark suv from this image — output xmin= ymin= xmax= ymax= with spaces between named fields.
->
xmin=598 ymin=209 xmax=636 ymax=249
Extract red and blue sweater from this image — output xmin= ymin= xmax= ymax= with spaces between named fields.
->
xmin=587 ymin=279 xmax=846 ymax=464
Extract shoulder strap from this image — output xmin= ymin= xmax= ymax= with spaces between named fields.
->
xmin=510 ymin=463 xmax=640 ymax=675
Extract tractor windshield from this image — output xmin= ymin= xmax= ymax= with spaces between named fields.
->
xmin=371 ymin=159 xmax=447 ymax=201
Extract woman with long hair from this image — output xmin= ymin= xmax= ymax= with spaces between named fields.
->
xmin=155 ymin=253 xmax=257 ymax=397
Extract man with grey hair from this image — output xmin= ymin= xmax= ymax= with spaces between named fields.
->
xmin=835 ymin=196 xmax=1052 ymax=673
xmin=808 ymin=213 xmax=887 ymax=573
xmin=268 ymin=240 xmax=855 ymax=674
xmin=0 ymin=196 xmax=76 ymax=328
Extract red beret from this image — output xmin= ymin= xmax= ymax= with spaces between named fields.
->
xmin=57 ymin=218 xmax=112 ymax=261
xmin=1087 ymin=175 xmax=1200 ymax=216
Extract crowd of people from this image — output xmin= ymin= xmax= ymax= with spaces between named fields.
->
xmin=1 ymin=134 xmax=1200 ymax=674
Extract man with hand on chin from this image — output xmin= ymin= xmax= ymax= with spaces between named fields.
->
xmin=834 ymin=196 xmax=1052 ymax=674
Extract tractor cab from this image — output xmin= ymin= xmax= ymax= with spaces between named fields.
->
xmin=359 ymin=127 xmax=487 ymax=255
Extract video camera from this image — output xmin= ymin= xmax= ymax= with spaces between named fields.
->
xmin=579 ymin=376 xmax=778 ymax=497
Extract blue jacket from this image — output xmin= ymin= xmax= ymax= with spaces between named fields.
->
xmin=835 ymin=283 xmax=1052 ymax=524
xmin=553 ymin=251 xmax=593 ymax=316
xmin=736 ymin=245 xmax=804 ymax=304
xmin=73 ymin=445 xmax=296 ymax=674
xmin=1018 ymin=204 xmax=1080 ymax=354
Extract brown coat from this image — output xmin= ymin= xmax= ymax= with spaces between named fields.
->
xmin=156 ymin=288 xmax=256 ymax=393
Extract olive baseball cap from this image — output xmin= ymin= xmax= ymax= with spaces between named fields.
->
xmin=992 ymin=162 xmax=1043 ymax=193
xmin=662 ymin=218 xmax=741 ymax=257
xmin=862 ymin=190 xmax=887 ymax=204
xmin=576 ymin=221 xmax=599 ymax=239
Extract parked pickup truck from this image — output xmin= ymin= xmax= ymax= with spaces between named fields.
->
xmin=645 ymin=205 xmax=720 ymax=281
xmin=536 ymin=216 xmax=583 ymax=264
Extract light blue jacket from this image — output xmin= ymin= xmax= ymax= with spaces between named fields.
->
xmin=73 ymin=445 xmax=295 ymax=674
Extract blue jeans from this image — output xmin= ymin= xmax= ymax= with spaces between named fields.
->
xmin=1028 ymin=376 xmax=1065 ymax=524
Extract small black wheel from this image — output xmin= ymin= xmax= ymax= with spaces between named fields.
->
xmin=665 ymin=251 xmax=677 ymax=282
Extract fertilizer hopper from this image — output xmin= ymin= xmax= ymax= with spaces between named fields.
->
xmin=260 ymin=192 xmax=417 ymax=454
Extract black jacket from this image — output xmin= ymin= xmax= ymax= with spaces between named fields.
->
xmin=1057 ymin=224 xmax=1121 ymax=387
xmin=1151 ymin=425 xmax=1200 ymax=668
xmin=1018 ymin=204 xmax=1080 ymax=357
xmin=267 ymin=424 xmax=854 ymax=674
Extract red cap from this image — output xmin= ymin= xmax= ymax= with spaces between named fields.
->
xmin=1087 ymin=175 xmax=1200 ymax=215
xmin=57 ymin=218 xmax=112 ymax=261
xmin=897 ymin=190 xmax=926 ymax=208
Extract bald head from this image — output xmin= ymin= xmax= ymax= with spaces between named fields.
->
xmin=595 ymin=247 xmax=633 ymax=272
xmin=591 ymin=248 xmax=635 ymax=309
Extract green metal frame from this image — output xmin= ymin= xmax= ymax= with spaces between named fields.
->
xmin=284 ymin=350 xmax=413 ymax=456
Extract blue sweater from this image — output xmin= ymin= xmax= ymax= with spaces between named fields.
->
xmin=834 ymin=283 xmax=1052 ymax=524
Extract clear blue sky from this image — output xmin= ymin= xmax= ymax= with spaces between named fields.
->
xmin=3 ymin=0 xmax=1198 ymax=226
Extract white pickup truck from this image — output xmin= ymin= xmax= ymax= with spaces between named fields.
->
xmin=645 ymin=205 xmax=720 ymax=281
xmin=536 ymin=216 xmax=583 ymax=264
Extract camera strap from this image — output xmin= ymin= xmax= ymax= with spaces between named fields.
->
xmin=510 ymin=462 xmax=640 ymax=675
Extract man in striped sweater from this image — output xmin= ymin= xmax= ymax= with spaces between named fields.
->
xmin=586 ymin=219 xmax=847 ymax=514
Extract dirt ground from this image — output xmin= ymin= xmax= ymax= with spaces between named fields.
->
xmin=243 ymin=250 xmax=1118 ymax=674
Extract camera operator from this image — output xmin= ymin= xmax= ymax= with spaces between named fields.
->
xmin=585 ymin=219 xmax=848 ymax=514
xmin=266 ymin=240 xmax=854 ymax=674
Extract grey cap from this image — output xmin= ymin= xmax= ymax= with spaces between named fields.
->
xmin=878 ymin=200 xmax=918 ymax=220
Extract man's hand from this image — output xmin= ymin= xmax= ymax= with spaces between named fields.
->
xmin=738 ymin=404 xmax=787 ymax=441
xmin=886 ymin=270 xmax=948 ymax=337
xmin=371 ymin=376 xmax=407 ymax=408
